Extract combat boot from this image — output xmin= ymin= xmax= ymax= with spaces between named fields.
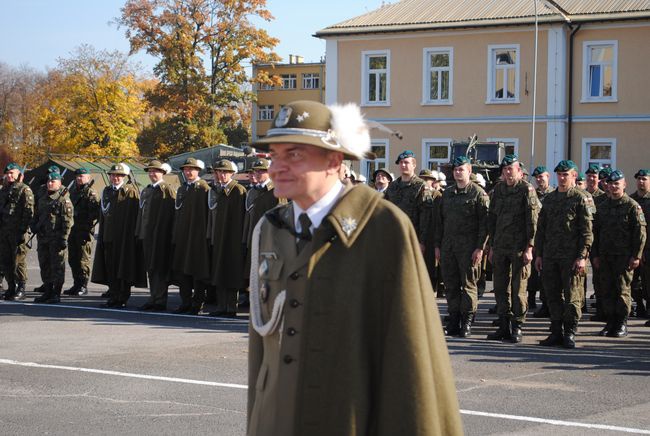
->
xmin=563 ymin=322 xmax=577 ymax=349
xmin=76 ymin=279 xmax=88 ymax=296
xmin=607 ymin=317 xmax=628 ymax=338
xmin=13 ymin=282 xmax=26 ymax=300
xmin=443 ymin=312 xmax=461 ymax=336
xmin=63 ymin=281 xmax=81 ymax=296
xmin=510 ymin=320 xmax=523 ymax=343
xmin=539 ymin=321 xmax=564 ymax=346
xmin=44 ymin=283 xmax=62 ymax=304
xmin=533 ymin=303 xmax=549 ymax=318
xmin=34 ymin=283 xmax=53 ymax=303
xmin=34 ymin=283 xmax=47 ymax=293
xmin=458 ymin=313 xmax=473 ymax=338
xmin=2 ymin=281 xmax=16 ymax=300
xmin=487 ymin=317 xmax=512 ymax=341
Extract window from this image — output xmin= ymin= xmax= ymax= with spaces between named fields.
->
xmin=259 ymin=83 xmax=274 ymax=91
xmin=422 ymin=47 xmax=453 ymax=104
xmin=487 ymin=137 xmax=519 ymax=157
xmin=302 ymin=73 xmax=320 ymax=89
xmin=582 ymin=138 xmax=616 ymax=171
xmin=487 ymin=44 xmax=520 ymax=103
xmin=258 ymin=105 xmax=274 ymax=121
xmin=422 ymin=139 xmax=452 ymax=170
xmin=582 ymin=41 xmax=618 ymax=102
xmin=362 ymin=50 xmax=390 ymax=106
xmin=361 ymin=140 xmax=389 ymax=177
xmin=281 ymin=74 xmax=296 ymax=89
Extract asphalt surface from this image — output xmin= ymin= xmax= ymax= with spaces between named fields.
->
xmin=1 ymin=247 xmax=649 ymax=435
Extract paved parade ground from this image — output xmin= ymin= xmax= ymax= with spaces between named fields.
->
xmin=1 ymin=249 xmax=649 ymax=435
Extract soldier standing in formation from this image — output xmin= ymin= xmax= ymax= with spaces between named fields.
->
xmin=529 ymin=165 xmax=554 ymax=317
xmin=535 ymin=160 xmax=593 ymax=348
xmin=630 ymin=169 xmax=649 ymax=320
xmin=419 ymin=169 xmax=442 ymax=294
xmin=136 ymin=160 xmax=176 ymax=311
xmin=0 ymin=163 xmax=34 ymax=301
xmin=583 ymin=164 xmax=607 ymax=319
xmin=207 ymin=159 xmax=247 ymax=317
xmin=32 ymin=172 xmax=73 ymax=304
xmin=592 ymin=170 xmax=646 ymax=337
xmin=435 ymin=156 xmax=490 ymax=338
xmin=64 ymin=168 xmax=99 ymax=297
xmin=91 ymin=163 xmax=146 ymax=308
xmin=171 ymin=158 xmax=211 ymax=314
xmin=487 ymin=155 xmax=539 ymax=343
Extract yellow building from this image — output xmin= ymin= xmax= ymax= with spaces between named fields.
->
xmin=252 ymin=57 xmax=326 ymax=140
xmin=316 ymin=0 xmax=650 ymax=181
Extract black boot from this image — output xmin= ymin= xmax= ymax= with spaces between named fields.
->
xmin=63 ymin=280 xmax=81 ymax=296
xmin=539 ymin=321 xmax=564 ymax=346
xmin=533 ymin=303 xmax=549 ymax=318
xmin=34 ymin=283 xmax=47 ymax=293
xmin=634 ymin=300 xmax=647 ymax=318
xmin=598 ymin=318 xmax=615 ymax=336
xmin=487 ymin=317 xmax=512 ymax=341
xmin=13 ymin=282 xmax=26 ymax=300
xmin=511 ymin=320 xmax=523 ymax=343
xmin=607 ymin=317 xmax=628 ymax=337
xmin=459 ymin=313 xmax=473 ymax=338
xmin=3 ymin=281 xmax=16 ymax=300
xmin=34 ymin=283 xmax=53 ymax=303
xmin=563 ymin=322 xmax=577 ymax=349
xmin=44 ymin=283 xmax=62 ymax=304
xmin=76 ymin=279 xmax=88 ymax=296
xmin=444 ymin=312 xmax=461 ymax=336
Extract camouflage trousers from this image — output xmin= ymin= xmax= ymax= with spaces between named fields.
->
xmin=0 ymin=232 xmax=29 ymax=284
xmin=599 ymin=255 xmax=634 ymax=320
xmin=631 ymin=255 xmax=649 ymax=302
xmin=541 ymin=257 xmax=584 ymax=326
xmin=37 ymin=238 xmax=66 ymax=285
xmin=441 ymin=247 xmax=479 ymax=314
xmin=492 ymin=250 xmax=531 ymax=323
xmin=68 ymin=230 xmax=93 ymax=283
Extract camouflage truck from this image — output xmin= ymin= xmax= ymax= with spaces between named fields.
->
xmin=439 ymin=134 xmax=506 ymax=191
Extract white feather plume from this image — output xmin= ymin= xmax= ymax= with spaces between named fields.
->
xmin=328 ymin=103 xmax=370 ymax=159
xmin=161 ymin=163 xmax=172 ymax=175
xmin=121 ymin=163 xmax=131 ymax=175
xmin=196 ymin=159 xmax=206 ymax=170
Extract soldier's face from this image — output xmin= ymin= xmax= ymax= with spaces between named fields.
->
xmin=374 ymin=172 xmax=390 ymax=189
xmin=577 ymin=180 xmax=586 ymax=189
xmin=255 ymin=170 xmax=270 ymax=183
xmin=248 ymin=171 xmax=259 ymax=184
xmin=556 ymin=170 xmax=576 ymax=191
xmin=535 ymin=173 xmax=549 ymax=189
xmin=148 ymin=169 xmax=164 ymax=184
xmin=609 ymin=179 xmax=626 ymax=198
xmin=215 ymin=170 xmax=233 ymax=184
xmin=76 ymin=174 xmax=90 ymax=186
xmin=269 ymin=143 xmax=342 ymax=209
xmin=183 ymin=167 xmax=199 ymax=182
xmin=110 ymin=174 xmax=125 ymax=186
xmin=453 ymin=164 xmax=471 ymax=184
xmin=637 ymin=175 xmax=649 ymax=193
xmin=586 ymin=173 xmax=599 ymax=190
xmin=502 ymin=163 xmax=522 ymax=186
xmin=47 ymin=179 xmax=61 ymax=192
xmin=5 ymin=169 xmax=20 ymax=183
xmin=399 ymin=157 xmax=416 ymax=177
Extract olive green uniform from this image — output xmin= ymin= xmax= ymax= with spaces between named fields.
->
xmin=593 ymin=194 xmax=646 ymax=324
xmin=435 ymin=182 xmax=489 ymax=317
xmin=528 ymin=186 xmax=555 ymax=307
xmin=35 ymin=188 xmax=73 ymax=293
xmin=535 ymin=187 xmax=593 ymax=333
xmin=588 ymin=188 xmax=608 ymax=317
xmin=384 ymin=175 xmax=428 ymax=240
xmin=488 ymin=180 xmax=539 ymax=324
xmin=68 ymin=182 xmax=100 ymax=290
xmin=421 ymin=187 xmax=441 ymax=291
xmin=0 ymin=181 xmax=34 ymax=298
xmin=630 ymin=190 xmax=650 ymax=315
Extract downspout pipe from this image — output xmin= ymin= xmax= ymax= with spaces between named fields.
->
xmin=567 ymin=23 xmax=581 ymax=161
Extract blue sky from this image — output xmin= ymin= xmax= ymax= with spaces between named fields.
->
xmin=0 ymin=0 xmax=384 ymax=73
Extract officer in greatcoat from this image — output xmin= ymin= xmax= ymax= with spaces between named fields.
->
xmin=247 ymin=100 xmax=462 ymax=436
xmin=136 ymin=160 xmax=176 ymax=311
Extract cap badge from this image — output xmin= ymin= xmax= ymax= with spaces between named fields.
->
xmin=341 ymin=216 xmax=358 ymax=237
xmin=275 ymin=106 xmax=293 ymax=127
xmin=296 ymin=111 xmax=310 ymax=123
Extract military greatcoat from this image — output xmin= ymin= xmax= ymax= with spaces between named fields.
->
xmin=248 ymin=184 xmax=462 ymax=436
xmin=68 ymin=182 xmax=100 ymax=284
xmin=136 ymin=181 xmax=176 ymax=274
xmin=242 ymin=181 xmax=281 ymax=279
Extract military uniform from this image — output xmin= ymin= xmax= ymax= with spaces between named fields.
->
xmin=33 ymin=176 xmax=73 ymax=303
xmin=528 ymin=184 xmax=555 ymax=315
xmin=488 ymin=172 xmax=539 ymax=342
xmin=384 ymin=174 xmax=427 ymax=240
xmin=630 ymin=188 xmax=649 ymax=318
xmin=0 ymin=165 xmax=34 ymax=300
xmin=593 ymin=186 xmax=646 ymax=336
xmin=435 ymin=172 xmax=489 ymax=336
xmin=66 ymin=174 xmax=100 ymax=295
xmin=421 ymin=185 xmax=441 ymax=291
xmin=535 ymin=169 xmax=593 ymax=348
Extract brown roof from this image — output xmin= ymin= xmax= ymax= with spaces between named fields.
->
xmin=316 ymin=0 xmax=650 ymax=36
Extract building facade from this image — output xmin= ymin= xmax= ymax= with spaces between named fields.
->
xmin=316 ymin=0 xmax=650 ymax=181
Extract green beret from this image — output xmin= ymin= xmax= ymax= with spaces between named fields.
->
xmin=48 ymin=172 xmax=62 ymax=181
xmin=532 ymin=165 xmax=548 ymax=176
xmin=607 ymin=169 xmax=624 ymax=182
xmin=554 ymin=160 xmax=578 ymax=172
xmin=4 ymin=162 xmax=21 ymax=173
xmin=74 ymin=167 xmax=90 ymax=175
xmin=634 ymin=169 xmax=650 ymax=178
xmin=500 ymin=154 xmax=519 ymax=167
xmin=585 ymin=163 xmax=601 ymax=175
xmin=452 ymin=155 xmax=471 ymax=168
xmin=395 ymin=150 xmax=415 ymax=164
xmin=598 ymin=167 xmax=613 ymax=180
xmin=577 ymin=172 xmax=586 ymax=182
xmin=47 ymin=165 xmax=61 ymax=174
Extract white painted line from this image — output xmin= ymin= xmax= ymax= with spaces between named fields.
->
xmin=0 ymin=359 xmax=247 ymax=390
xmin=0 ymin=301 xmax=248 ymax=323
xmin=460 ymin=409 xmax=650 ymax=434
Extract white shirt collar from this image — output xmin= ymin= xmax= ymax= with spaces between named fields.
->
xmin=293 ymin=180 xmax=344 ymax=233
xmin=258 ymin=178 xmax=271 ymax=188
xmin=152 ymin=179 xmax=163 ymax=187
xmin=112 ymin=181 xmax=125 ymax=190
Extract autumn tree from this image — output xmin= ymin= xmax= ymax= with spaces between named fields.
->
xmin=36 ymin=45 xmax=146 ymax=158
xmin=117 ymin=0 xmax=280 ymax=156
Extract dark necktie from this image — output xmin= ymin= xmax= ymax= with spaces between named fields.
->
xmin=296 ymin=213 xmax=312 ymax=253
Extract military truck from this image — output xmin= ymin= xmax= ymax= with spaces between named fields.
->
xmin=439 ymin=134 xmax=506 ymax=191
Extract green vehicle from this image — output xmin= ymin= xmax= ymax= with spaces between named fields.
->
xmin=439 ymin=134 xmax=506 ymax=190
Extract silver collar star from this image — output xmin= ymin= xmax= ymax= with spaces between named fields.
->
xmin=296 ymin=111 xmax=310 ymax=122
xmin=341 ymin=216 xmax=358 ymax=237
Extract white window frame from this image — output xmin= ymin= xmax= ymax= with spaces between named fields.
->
xmin=581 ymin=138 xmax=617 ymax=171
xmin=280 ymin=74 xmax=296 ymax=90
xmin=361 ymin=139 xmax=390 ymax=178
xmin=258 ymin=105 xmax=274 ymax=121
xmin=486 ymin=137 xmax=519 ymax=157
xmin=361 ymin=50 xmax=390 ymax=106
xmin=421 ymin=138 xmax=452 ymax=170
xmin=422 ymin=47 xmax=453 ymax=105
xmin=581 ymin=40 xmax=618 ymax=103
xmin=258 ymin=83 xmax=274 ymax=91
xmin=486 ymin=44 xmax=520 ymax=104
xmin=302 ymin=73 xmax=320 ymax=89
